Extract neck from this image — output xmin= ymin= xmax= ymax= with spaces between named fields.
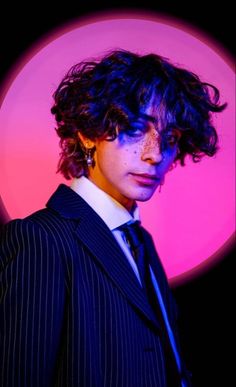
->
xmin=86 ymin=175 xmax=135 ymax=214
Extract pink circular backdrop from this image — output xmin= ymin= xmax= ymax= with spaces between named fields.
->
xmin=0 ymin=11 xmax=235 ymax=285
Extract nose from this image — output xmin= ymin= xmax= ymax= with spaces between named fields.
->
xmin=141 ymin=132 xmax=164 ymax=164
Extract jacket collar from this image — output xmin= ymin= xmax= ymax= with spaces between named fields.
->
xmin=46 ymin=184 xmax=162 ymax=331
xmin=46 ymin=183 xmax=95 ymax=219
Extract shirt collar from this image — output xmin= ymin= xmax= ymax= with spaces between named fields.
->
xmin=70 ymin=176 xmax=140 ymax=231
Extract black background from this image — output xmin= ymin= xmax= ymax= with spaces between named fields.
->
xmin=0 ymin=2 xmax=235 ymax=386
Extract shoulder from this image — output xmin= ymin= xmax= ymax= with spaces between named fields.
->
xmin=0 ymin=215 xmax=53 ymax=269
xmin=1 ymin=208 xmax=59 ymax=243
xmin=1 ymin=207 xmax=75 ymax=243
xmin=1 ymin=215 xmax=48 ymax=247
xmin=0 ymin=206 xmax=82 ymax=272
xmin=0 ymin=208 xmax=72 ymax=268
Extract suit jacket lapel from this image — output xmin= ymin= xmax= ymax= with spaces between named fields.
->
xmin=141 ymin=227 xmax=173 ymax=323
xmin=141 ymin=228 xmax=167 ymax=291
xmin=47 ymin=184 xmax=160 ymax=331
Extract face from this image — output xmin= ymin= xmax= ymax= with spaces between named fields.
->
xmin=86 ymin=105 xmax=181 ymax=211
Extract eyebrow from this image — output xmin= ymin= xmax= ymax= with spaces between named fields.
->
xmin=138 ymin=113 xmax=157 ymax=123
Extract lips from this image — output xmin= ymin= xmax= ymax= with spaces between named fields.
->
xmin=132 ymin=173 xmax=159 ymax=180
xmin=130 ymin=173 xmax=160 ymax=185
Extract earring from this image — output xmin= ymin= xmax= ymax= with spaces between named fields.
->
xmin=85 ymin=148 xmax=93 ymax=167
xmin=158 ymin=182 xmax=164 ymax=193
xmin=158 ymin=176 xmax=165 ymax=193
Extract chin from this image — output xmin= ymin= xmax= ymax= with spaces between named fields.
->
xmin=136 ymin=195 xmax=154 ymax=202
xmin=133 ymin=190 xmax=157 ymax=202
xmin=120 ymin=185 xmax=158 ymax=203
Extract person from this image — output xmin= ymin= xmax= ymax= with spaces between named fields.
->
xmin=0 ymin=49 xmax=226 ymax=387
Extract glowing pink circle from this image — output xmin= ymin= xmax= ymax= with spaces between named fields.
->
xmin=0 ymin=11 xmax=235 ymax=285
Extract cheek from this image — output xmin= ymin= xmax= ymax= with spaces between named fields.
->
xmin=95 ymin=144 xmax=130 ymax=174
xmin=95 ymin=137 xmax=142 ymax=175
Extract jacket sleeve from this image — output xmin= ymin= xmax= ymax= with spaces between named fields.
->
xmin=0 ymin=219 xmax=66 ymax=387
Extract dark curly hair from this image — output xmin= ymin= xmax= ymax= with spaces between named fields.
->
xmin=51 ymin=49 xmax=227 ymax=179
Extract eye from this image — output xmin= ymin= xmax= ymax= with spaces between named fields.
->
xmin=163 ymin=129 xmax=182 ymax=147
xmin=166 ymin=134 xmax=178 ymax=145
xmin=125 ymin=123 xmax=147 ymax=138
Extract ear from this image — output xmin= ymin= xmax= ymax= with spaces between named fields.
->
xmin=77 ymin=132 xmax=96 ymax=149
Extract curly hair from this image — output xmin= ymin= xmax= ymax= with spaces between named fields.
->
xmin=51 ymin=49 xmax=227 ymax=179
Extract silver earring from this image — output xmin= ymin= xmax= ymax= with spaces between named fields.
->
xmin=158 ymin=182 xmax=164 ymax=193
xmin=85 ymin=148 xmax=93 ymax=167
xmin=158 ymin=175 xmax=165 ymax=193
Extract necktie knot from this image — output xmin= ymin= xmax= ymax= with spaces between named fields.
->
xmin=119 ymin=221 xmax=143 ymax=260
xmin=118 ymin=220 xmax=147 ymax=291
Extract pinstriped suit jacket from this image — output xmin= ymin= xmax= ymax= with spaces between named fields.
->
xmin=0 ymin=184 xmax=188 ymax=387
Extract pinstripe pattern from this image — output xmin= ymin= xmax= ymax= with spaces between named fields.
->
xmin=0 ymin=184 xmax=188 ymax=386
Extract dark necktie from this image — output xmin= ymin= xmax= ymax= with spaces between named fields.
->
xmin=119 ymin=220 xmax=163 ymax=317
xmin=119 ymin=221 xmax=147 ymax=290
xmin=118 ymin=221 xmax=188 ymax=387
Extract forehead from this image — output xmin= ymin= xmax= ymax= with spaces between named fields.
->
xmin=138 ymin=100 xmax=172 ymax=133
